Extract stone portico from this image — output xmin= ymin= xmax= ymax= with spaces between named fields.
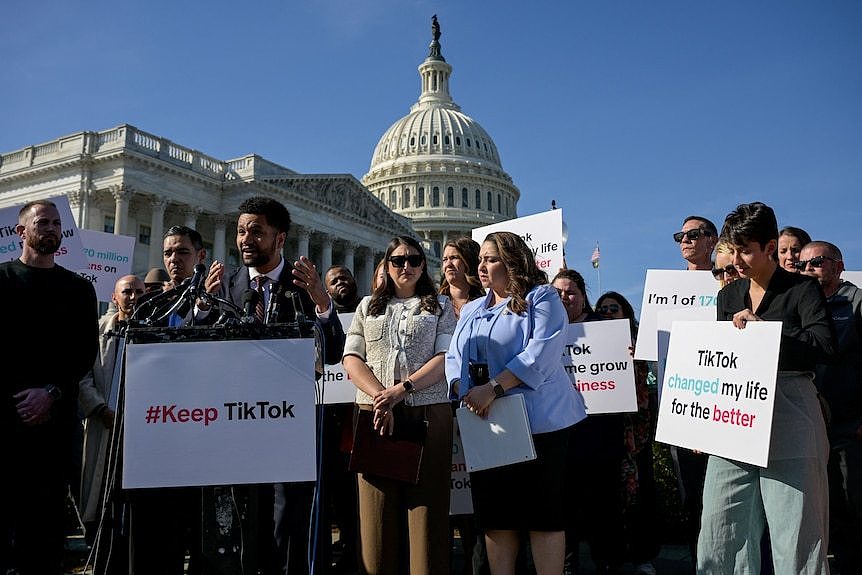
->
xmin=0 ymin=124 xmax=417 ymax=295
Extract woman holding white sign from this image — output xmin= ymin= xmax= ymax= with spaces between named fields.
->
xmin=446 ymin=231 xmax=586 ymax=575
xmin=697 ymin=202 xmax=835 ymax=574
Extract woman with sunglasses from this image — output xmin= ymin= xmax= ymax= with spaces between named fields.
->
xmin=446 ymin=233 xmax=586 ymax=575
xmin=697 ymin=202 xmax=835 ymax=574
xmin=550 ymin=270 xmax=627 ymax=574
xmin=595 ymin=292 xmax=660 ymax=575
xmin=713 ymin=241 xmax=741 ymax=288
xmin=342 ymin=236 xmax=456 ymax=574
xmin=777 ymin=226 xmax=812 ymax=273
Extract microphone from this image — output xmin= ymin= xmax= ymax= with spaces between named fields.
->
xmin=265 ymin=282 xmax=283 ymax=324
xmin=185 ymin=263 xmax=207 ymax=301
xmin=290 ymin=290 xmax=308 ymax=325
xmin=241 ymin=289 xmax=259 ymax=324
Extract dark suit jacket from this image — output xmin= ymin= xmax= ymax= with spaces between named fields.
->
xmin=219 ymin=264 xmax=345 ymax=365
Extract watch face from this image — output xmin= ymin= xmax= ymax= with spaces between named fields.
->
xmin=493 ymin=384 xmax=505 ymax=398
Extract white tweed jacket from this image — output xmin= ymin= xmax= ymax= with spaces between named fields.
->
xmin=344 ymin=294 xmax=456 ymax=406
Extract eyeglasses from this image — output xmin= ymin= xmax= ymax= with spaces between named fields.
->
xmin=673 ymin=229 xmax=713 ymax=243
xmin=711 ymin=265 xmax=738 ymax=280
xmin=598 ymin=304 xmax=621 ymax=314
xmin=794 ymin=255 xmax=840 ymax=270
xmin=388 ymin=254 xmax=424 ymax=268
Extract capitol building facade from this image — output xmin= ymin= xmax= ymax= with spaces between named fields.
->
xmin=0 ymin=18 xmax=517 ymax=290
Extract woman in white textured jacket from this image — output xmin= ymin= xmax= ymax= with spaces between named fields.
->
xmin=343 ymin=235 xmax=456 ymax=575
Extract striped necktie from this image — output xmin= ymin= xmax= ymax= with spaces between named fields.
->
xmin=253 ymin=275 xmax=268 ymax=323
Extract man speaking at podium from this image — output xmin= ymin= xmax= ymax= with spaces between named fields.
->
xmin=203 ymin=195 xmax=345 ymax=574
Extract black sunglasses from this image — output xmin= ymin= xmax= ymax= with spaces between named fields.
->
xmin=794 ymin=255 xmax=840 ymax=270
xmin=673 ymin=229 xmax=713 ymax=243
xmin=388 ymin=254 xmax=424 ymax=268
xmin=598 ymin=304 xmax=621 ymax=314
xmin=711 ymin=265 xmax=738 ymax=280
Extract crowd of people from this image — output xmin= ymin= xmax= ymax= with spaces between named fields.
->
xmin=2 ymin=197 xmax=860 ymax=575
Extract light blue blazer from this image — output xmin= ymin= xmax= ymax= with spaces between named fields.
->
xmin=446 ymin=284 xmax=586 ymax=434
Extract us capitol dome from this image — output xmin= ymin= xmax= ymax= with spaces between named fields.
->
xmin=362 ymin=15 xmax=520 ymax=257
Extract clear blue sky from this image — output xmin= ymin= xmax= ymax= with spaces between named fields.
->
xmin=3 ymin=0 xmax=860 ymax=313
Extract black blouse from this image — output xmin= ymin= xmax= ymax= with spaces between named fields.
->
xmin=716 ymin=266 xmax=836 ymax=372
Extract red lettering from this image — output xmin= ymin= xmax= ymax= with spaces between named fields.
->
xmin=711 ymin=405 xmax=756 ymax=427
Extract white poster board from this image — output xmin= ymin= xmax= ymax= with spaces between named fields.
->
xmin=563 ymin=319 xmax=637 ymax=414
xmin=635 ymin=270 xmax=719 ymax=361
xmin=76 ymin=229 xmax=135 ymax=302
xmin=472 ymin=209 xmax=564 ymax=275
xmin=123 ymin=338 xmax=317 ymax=488
xmin=0 ymin=195 xmax=88 ymax=269
xmin=320 ymin=312 xmax=356 ymax=404
xmin=655 ymin=306 xmax=717 ymax=403
xmin=842 ymin=271 xmax=862 ymax=288
xmin=449 ymin=418 xmax=474 ymax=515
xmin=655 ymin=321 xmax=781 ymax=467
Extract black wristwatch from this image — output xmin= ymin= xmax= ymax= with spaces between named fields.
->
xmin=490 ymin=379 xmax=505 ymax=399
xmin=402 ymin=379 xmax=416 ymax=394
xmin=45 ymin=384 xmax=62 ymax=401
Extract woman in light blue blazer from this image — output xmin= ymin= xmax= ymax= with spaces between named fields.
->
xmin=446 ymin=231 xmax=586 ymax=575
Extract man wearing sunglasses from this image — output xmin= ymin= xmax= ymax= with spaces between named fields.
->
xmin=674 ymin=215 xmax=718 ymax=271
xmin=800 ymin=240 xmax=862 ymax=573
xmin=669 ymin=215 xmax=718 ymax=568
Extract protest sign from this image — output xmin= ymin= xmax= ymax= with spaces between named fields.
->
xmin=319 ymin=312 xmax=356 ymax=404
xmin=563 ymin=319 xmax=637 ymax=413
xmin=655 ymin=320 xmax=781 ymax=467
xmin=472 ymin=209 xmax=564 ymax=274
xmin=0 ymin=195 xmax=88 ymax=270
xmin=76 ymin=229 xmax=135 ymax=302
xmin=634 ymin=270 xmax=718 ymax=361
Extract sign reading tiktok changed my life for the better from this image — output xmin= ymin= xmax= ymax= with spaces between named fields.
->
xmin=655 ymin=320 xmax=781 ymax=467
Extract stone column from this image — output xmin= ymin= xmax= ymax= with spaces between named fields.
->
xmin=212 ymin=215 xmax=228 ymax=263
xmin=361 ymin=248 xmax=376 ymax=296
xmin=295 ymin=226 xmax=310 ymax=262
xmin=319 ymin=234 xmax=333 ymax=277
xmin=67 ymin=188 xmax=91 ymax=229
xmin=111 ymin=185 xmax=132 ymax=236
xmin=149 ymin=196 xmax=167 ymax=269
xmin=343 ymin=242 xmax=356 ymax=274
xmin=183 ymin=206 xmax=202 ymax=230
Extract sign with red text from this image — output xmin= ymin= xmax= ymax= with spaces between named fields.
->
xmin=655 ymin=320 xmax=780 ymax=467
xmin=123 ymin=338 xmax=317 ymax=488
xmin=635 ymin=270 xmax=719 ymax=361
xmin=450 ymin=418 xmax=474 ymax=515
xmin=0 ymin=194 xmax=88 ymax=269
xmin=562 ymin=319 xmax=637 ymax=413
xmin=76 ymin=229 xmax=135 ymax=302
xmin=320 ymin=312 xmax=356 ymax=404
xmin=472 ymin=209 xmax=564 ymax=274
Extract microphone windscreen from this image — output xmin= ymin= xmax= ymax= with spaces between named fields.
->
xmin=242 ymin=289 xmax=259 ymax=307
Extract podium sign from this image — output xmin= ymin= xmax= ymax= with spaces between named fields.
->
xmin=123 ymin=338 xmax=317 ymax=488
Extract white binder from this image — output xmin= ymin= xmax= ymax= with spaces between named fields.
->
xmin=456 ymin=394 xmax=537 ymax=472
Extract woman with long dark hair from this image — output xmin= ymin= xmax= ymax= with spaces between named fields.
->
xmin=342 ymin=235 xmax=456 ymax=574
xmin=446 ymin=232 xmax=586 ymax=574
